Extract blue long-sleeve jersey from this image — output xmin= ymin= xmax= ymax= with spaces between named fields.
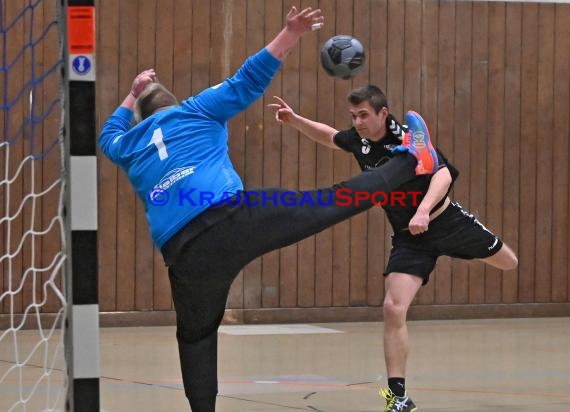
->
xmin=99 ymin=48 xmax=282 ymax=248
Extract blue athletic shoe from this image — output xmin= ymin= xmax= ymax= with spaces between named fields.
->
xmin=390 ymin=110 xmax=438 ymax=175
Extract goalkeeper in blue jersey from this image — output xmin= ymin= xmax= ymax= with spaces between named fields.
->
xmin=99 ymin=6 xmax=439 ymax=412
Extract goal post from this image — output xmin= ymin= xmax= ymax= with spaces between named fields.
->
xmin=61 ymin=0 xmax=100 ymax=411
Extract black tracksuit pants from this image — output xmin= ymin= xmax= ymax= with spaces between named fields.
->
xmin=162 ymin=153 xmax=417 ymax=411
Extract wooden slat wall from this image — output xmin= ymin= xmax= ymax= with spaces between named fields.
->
xmin=0 ymin=0 xmax=63 ymax=317
xmin=91 ymin=0 xmax=570 ymax=321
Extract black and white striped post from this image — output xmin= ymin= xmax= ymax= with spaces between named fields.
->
xmin=61 ymin=0 xmax=100 ymax=410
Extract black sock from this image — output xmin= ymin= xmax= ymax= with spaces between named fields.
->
xmin=388 ymin=377 xmax=406 ymax=397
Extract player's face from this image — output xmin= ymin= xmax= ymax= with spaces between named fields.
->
xmin=349 ymin=101 xmax=388 ymax=141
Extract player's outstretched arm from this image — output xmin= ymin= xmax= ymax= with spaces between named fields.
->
xmin=187 ymin=7 xmax=323 ymax=124
xmin=266 ymin=6 xmax=324 ymax=61
xmin=267 ymin=96 xmax=339 ymax=150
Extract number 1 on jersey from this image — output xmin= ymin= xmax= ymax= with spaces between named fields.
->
xmin=149 ymin=128 xmax=168 ymax=160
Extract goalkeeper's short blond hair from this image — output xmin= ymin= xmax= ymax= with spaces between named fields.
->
xmin=134 ymin=82 xmax=178 ymax=122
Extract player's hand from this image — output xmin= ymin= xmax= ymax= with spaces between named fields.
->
xmin=408 ymin=209 xmax=429 ymax=235
xmin=131 ymin=69 xmax=157 ymax=98
xmin=285 ymin=6 xmax=324 ymax=35
xmin=267 ymin=96 xmax=296 ymax=124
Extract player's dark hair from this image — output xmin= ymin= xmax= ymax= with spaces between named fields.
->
xmin=134 ymin=83 xmax=178 ymax=122
xmin=347 ymin=85 xmax=388 ymax=114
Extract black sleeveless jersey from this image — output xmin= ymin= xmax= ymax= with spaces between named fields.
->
xmin=333 ymin=126 xmax=459 ymax=232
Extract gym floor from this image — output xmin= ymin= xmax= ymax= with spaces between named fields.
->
xmin=2 ymin=317 xmax=569 ymax=411
xmin=99 ymin=317 xmax=570 ymax=411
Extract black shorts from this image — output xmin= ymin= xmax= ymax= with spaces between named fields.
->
xmin=384 ymin=202 xmax=503 ymax=285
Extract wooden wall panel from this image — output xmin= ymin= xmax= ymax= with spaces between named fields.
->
xmin=434 ymin=0 xmax=455 ymax=305
xmin=535 ymin=4 xmax=555 ymax=303
xmin=452 ymin=1 xmax=471 ymax=304
xmin=116 ymin=0 xmax=138 ymax=312
xmin=365 ymin=1 xmax=387 ymax=308
xmin=280 ymin=0 xmax=301 ymax=309
xmin=552 ymin=5 xmax=570 ymax=303
xmin=153 ymin=0 xmax=176 ymax=311
xmin=519 ymin=3 xmax=539 ymax=303
xmin=297 ymin=0 xmax=320 ymax=308
xmin=260 ymin=2 xmax=282 ymax=309
xmin=331 ymin=0 xmax=354 ymax=308
xmin=134 ymin=0 xmax=158 ymax=312
xmin=314 ymin=0 xmax=335 ymax=308
xmin=242 ymin=0 xmax=265 ymax=310
xmin=485 ymin=1 xmax=506 ymax=304
xmin=7 ymin=0 xmax=561 ymax=321
xmin=502 ymin=2 xmax=522 ymax=304
xmin=30 ymin=3 xmax=45 ymax=312
xmin=349 ymin=0 xmax=371 ymax=307
xmin=44 ymin=2 xmax=64 ymax=313
xmin=225 ymin=0 xmax=247 ymax=310
xmin=97 ymin=0 xmax=119 ymax=312
xmin=0 ymin=0 xmax=64 ymax=318
xmin=2 ymin=0 xmax=570 ymax=321
xmin=469 ymin=2 xmax=488 ymax=305
xmin=417 ymin=0 xmax=438 ymax=306
xmin=4 ymin=0 xmax=25 ymax=314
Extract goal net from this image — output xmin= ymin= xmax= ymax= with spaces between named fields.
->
xmin=0 ymin=0 xmax=68 ymax=410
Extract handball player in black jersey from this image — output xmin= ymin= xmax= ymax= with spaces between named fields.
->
xmin=269 ymin=85 xmax=518 ymax=412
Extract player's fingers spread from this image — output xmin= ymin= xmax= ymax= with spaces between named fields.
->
xmin=307 ymin=9 xmax=322 ymax=19
xmin=273 ymin=96 xmax=287 ymax=106
xmin=272 ymin=96 xmax=284 ymax=103
xmin=307 ymin=13 xmax=322 ymax=24
xmin=287 ymin=6 xmax=296 ymax=18
xmin=299 ymin=7 xmax=312 ymax=16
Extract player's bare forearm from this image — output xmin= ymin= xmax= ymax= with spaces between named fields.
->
xmin=120 ymin=93 xmax=137 ymax=111
xmin=417 ymin=167 xmax=452 ymax=215
xmin=292 ymin=116 xmax=339 ymax=149
xmin=408 ymin=167 xmax=452 ymax=234
xmin=268 ymin=96 xmax=338 ymax=149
